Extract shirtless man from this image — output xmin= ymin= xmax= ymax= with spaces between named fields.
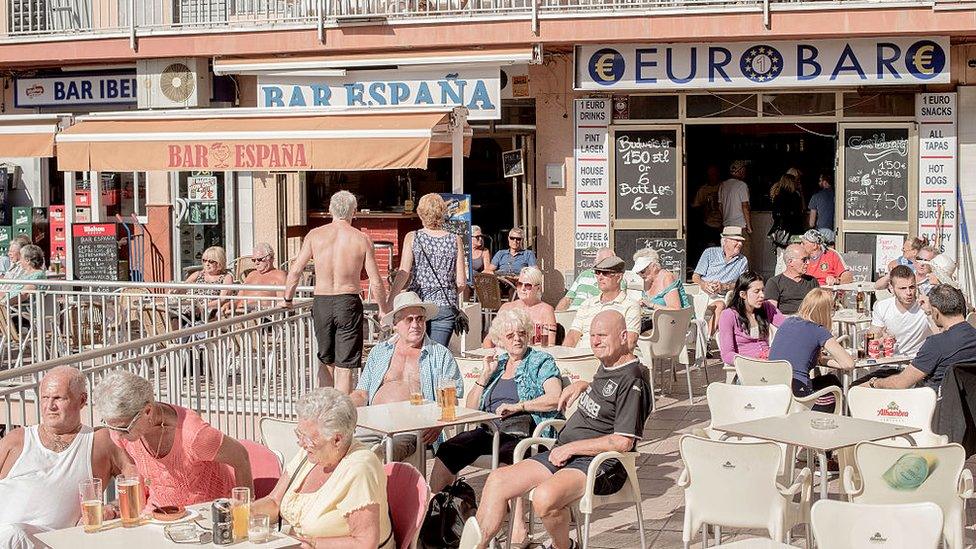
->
xmin=284 ymin=191 xmax=389 ymax=394
xmin=350 ymin=292 xmax=463 ymax=462
xmin=227 ymin=242 xmax=287 ymax=313
xmin=0 ymin=366 xmax=135 ymax=548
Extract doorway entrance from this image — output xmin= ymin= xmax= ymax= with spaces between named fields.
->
xmin=685 ymin=123 xmax=837 ymax=278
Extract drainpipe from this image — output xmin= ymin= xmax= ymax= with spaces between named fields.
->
xmin=129 ymin=0 xmax=137 ymax=50
xmin=763 ymin=0 xmax=770 ymax=29
xmin=318 ymin=0 xmax=326 ymax=43
xmin=532 ymin=0 xmax=539 ymax=36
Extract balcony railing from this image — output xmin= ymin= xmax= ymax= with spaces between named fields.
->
xmin=2 ymin=0 xmax=937 ymax=41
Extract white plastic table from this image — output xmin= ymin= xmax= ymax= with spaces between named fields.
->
xmin=462 ymin=345 xmax=593 ymax=360
xmin=713 ymin=410 xmax=919 ymax=500
xmin=35 ymin=503 xmax=299 ymax=548
xmin=356 ymin=401 xmax=500 ymax=476
xmin=715 ymin=539 xmax=799 ymax=548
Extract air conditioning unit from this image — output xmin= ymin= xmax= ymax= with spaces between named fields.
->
xmin=136 ymin=58 xmax=211 ymax=109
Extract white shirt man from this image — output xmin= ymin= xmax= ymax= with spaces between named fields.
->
xmin=718 ymin=160 xmax=751 ymax=233
xmin=870 ymin=264 xmax=932 ymax=358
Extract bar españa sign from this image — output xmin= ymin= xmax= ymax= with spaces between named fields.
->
xmin=575 ymin=37 xmax=949 ymax=90
xmin=166 ymin=142 xmax=309 ymax=169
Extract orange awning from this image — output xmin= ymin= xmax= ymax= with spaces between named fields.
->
xmin=0 ymin=115 xmax=69 ymax=158
xmin=56 ymin=107 xmax=469 ymax=172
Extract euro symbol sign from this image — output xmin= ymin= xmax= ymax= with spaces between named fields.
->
xmin=594 ymin=53 xmax=617 ymax=81
xmin=912 ymin=45 xmax=936 ymax=75
xmin=588 ymin=48 xmax=623 ymax=86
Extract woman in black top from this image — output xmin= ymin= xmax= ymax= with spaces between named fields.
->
xmin=769 ymin=173 xmax=805 ymax=245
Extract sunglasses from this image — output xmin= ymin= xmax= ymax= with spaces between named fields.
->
xmin=252 ymin=254 xmax=272 ymax=263
xmin=595 ymin=270 xmax=620 ymax=277
xmin=102 ymin=410 xmax=143 ymax=434
xmin=509 ymin=237 xmax=523 ymax=241
xmin=202 ymin=259 xmax=218 ymax=265
xmin=518 ymin=282 xmax=536 ymax=289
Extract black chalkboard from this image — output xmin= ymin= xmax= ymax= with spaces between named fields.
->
xmin=843 ymin=128 xmax=910 ymax=222
xmin=613 ymin=129 xmax=678 ymax=220
xmin=72 ymin=223 xmax=120 ymax=281
xmin=844 ymin=232 xmax=904 ymax=278
xmin=574 ymin=247 xmax=601 ymax=278
xmin=841 ymin=251 xmax=873 ymax=281
xmin=613 ymin=229 xmax=680 ymax=275
xmin=637 ymin=238 xmax=687 ymax=279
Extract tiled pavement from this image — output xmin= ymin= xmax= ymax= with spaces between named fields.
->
xmin=455 ymin=361 xmax=976 ymax=548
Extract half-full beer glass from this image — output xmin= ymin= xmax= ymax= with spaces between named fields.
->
xmin=438 ymin=377 xmax=457 ymax=421
xmin=116 ymin=475 xmax=144 ymax=527
xmin=79 ymin=478 xmax=103 ymax=533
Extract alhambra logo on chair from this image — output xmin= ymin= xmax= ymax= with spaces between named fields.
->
xmin=877 ymin=402 xmax=910 ymax=418
xmin=869 ymin=533 xmax=887 ymax=543
xmin=759 ymin=377 xmax=768 ymax=383
xmin=743 ymin=403 xmax=755 ymax=411
xmin=722 ymin=461 xmax=735 ymax=469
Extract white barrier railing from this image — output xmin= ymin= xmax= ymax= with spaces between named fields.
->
xmin=0 ymin=300 xmax=318 ymax=441
xmin=2 ymin=0 xmax=933 ymax=39
xmin=0 ymin=279 xmax=313 ymax=371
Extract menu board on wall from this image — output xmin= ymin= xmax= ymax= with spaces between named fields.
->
xmin=574 ymin=99 xmax=611 ymax=276
xmin=72 ymin=223 xmax=119 ymax=281
xmin=917 ymin=92 xmax=957 ymax=259
xmin=613 ymin=129 xmax=678 ymax=220
xmin=843 ymin=128 xmax=910 ymax=223
xmin=612 ymin=229 xmax=680 ymax=275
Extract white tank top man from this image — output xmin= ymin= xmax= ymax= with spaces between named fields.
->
xmin=0 ymin=367 xmax=134 ymax=549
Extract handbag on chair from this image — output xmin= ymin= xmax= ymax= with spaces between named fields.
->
xmin=420 ymin=478 xmax=478 ymax=548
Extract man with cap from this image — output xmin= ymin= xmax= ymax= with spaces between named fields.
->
xmin=350 ymin=292 xmax=463 ymax=461
xmin=562 ymin=256 xmax=641 ymax=350
xmin=800 ymin=229 xmax=852 ymax=286
xmin=557 ymin=248 xmax=628 ymax=312
xmin=692 ymin=226 xmax=749 ymax=334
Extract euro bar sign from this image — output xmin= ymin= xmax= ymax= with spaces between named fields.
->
xmin=576 ymin=37 xmax=950 ymax=90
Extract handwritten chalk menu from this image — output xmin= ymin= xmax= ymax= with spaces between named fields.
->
xmin=613 ymin=129 xmax=678 ymax=220
xmin=72 ymin=223 xmax=119 ymax=281
xmin=841 ymin=251 xmax=874 ymax=282
xmin=613 ymin=229 xmax=681 ymax=277
xmin=843 ymin=128 xmax=910 ymax=222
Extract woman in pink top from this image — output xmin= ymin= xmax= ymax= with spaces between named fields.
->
xmin=94 ymin=371 xmax=252 ymax=508
xmin=718 ymin=271 xmax=787 ymax=365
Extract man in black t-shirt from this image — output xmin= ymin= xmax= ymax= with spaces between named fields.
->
xmin=472 ymin=311 xmax=652 ymax=549
xmin=765 ymin=244 xmax=819 ymax=315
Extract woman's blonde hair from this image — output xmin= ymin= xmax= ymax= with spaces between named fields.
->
xmin=518 ymin=266 xmax=544 ymax=297
xmin=488 ymin=307 xmax=533 ymax=346
xmin=796 ymin=287 xmax=834 ymax=329
xmin=770 ymin=173 xmax=799 ymax=201
xmin=417 ymin=193 xmax=447 ymax=229
xmin=202 ymin=246 xmax=227 ymax=272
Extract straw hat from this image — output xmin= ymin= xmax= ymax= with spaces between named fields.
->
xmin=919 ymin=254 xmax=959 ymax=288
xmin=721 ymin=226 xmax=746 ymax=242
xmin=382 ymin=292 xmax=438 ymax=326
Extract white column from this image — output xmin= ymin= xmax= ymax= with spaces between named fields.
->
xmin=957 ymin=87 xmax=976 ymax=299
xmin=451 ymin=109 xmax=467 ymax=195
xmin=63 ymin=172 xmax=75 ymax=280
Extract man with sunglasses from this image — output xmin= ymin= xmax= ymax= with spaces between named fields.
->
xmin=562 ymin=256 xmax=641 ymax=351
xmin=486 ymin=227 xmax=537 ymax=275
xmin=0 ymin=367 xmax=135 ymax=548
xmin=764 ymin=244 xmax=820 ymax=315
xmin=228 ymin=242 xmax=287 ymax=313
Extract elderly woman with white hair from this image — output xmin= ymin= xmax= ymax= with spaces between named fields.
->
xmin=483 ymin=266 xmax=557 ymax=347
xmin=430 ymin=307 xmax=561 ymax=542
xmin=94 ymin=370 xmax=252 ymax=508
xmin=252 ymin=388 xmax=393 ymax=548
xmin=631 ymin=248 xmax=690 ymax=332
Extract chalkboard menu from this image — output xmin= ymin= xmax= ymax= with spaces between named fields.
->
xmin=613 ymin=129 xmax=678 ymax=220
xmin=613 ymin=229 xmax=681 ymax=274
xmin=72 ymin=223 xmax=120 ymax=281
xmin=841 ymin=251 xmax=873 ymax=282
xmin=843 ymin=128 xmax=910 ymax=222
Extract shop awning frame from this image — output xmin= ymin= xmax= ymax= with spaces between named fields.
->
xmin=213 ymin=46 xmax=539 ymax=75
xmin=0 ymin=114 xmax=72 ymax=158
xmin=56 ymin=106 xmax=471 ymax=177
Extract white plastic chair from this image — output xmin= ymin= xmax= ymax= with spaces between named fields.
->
xmin=458 ymin=516 xmax=482 ymax=549
xmin=678 ymin=435 xmax=812 ymax=548
xmin=811 ymin=500 xmax=943 ymax=549
xmin=732 ymin=355 xmax=843 ymax=415
xmin=636 ymin=307 xmax=696 ymax=405
xmin=555 ymin=309 xmax=577 ymax=339
xmin=847 ymin=386 xmax=947 ymax=446
xmin=506 ymin=415 xmax=647 ymax=549
xmin=843 ymin=441 xmax=974 ymax=549
xmin=259 ymin=417 xmax=300 ymax=468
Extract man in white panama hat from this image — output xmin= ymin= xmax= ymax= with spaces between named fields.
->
xmin=350 ymin=292 xmax=463 ymax=461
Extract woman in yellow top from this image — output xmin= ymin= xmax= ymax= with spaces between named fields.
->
xmin=252 ymin=388 xmax=393 ymax=548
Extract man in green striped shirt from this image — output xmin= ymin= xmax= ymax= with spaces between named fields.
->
xmin=556 ymin=249 xmax=628 ymax=311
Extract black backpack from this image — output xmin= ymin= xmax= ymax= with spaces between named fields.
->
xmin=420 ymin=477 xmax=477 ymax=548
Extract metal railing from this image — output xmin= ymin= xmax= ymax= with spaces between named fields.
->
xmin=1 ymin=0 xmax=935 ymax=40
xmin=0 ymin=299 xmax=319 ymax=441
xmin=0 ymin=278 xmax=312 ymax=371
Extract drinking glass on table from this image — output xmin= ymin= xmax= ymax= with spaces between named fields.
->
xmin=438 ymin=376 xmax=458 ymax=421
xmin=116 ymin=475 xmax=144 ymax=528
xmin=231 ymin=486 xmax=252 ymax=542
xmin=79 ymin=478 xmax=103 ymax=533
xmin=248 ymin=513 xmax=271 ymax=543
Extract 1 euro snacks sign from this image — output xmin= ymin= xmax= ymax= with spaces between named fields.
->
xmin=258 ymin=68 xmax=501 ymax=120
xmin=15 ymin=73 xmax=137 ymax=107
xmin=575 ymin=37 xmax=949 ymax=90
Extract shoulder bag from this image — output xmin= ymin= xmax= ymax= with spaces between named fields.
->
xmin=420 ymin=477 xmax=477 ymax=548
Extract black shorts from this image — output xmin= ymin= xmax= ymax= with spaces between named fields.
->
xmin=529 ymin=450 xmax=628 ymax=495
xmin=313 ymin=294 xmax=364 ymax=369
xmin=435 ymin=426 xmax=524 ymax=475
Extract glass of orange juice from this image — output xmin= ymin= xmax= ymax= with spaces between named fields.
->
xmin=231 ymin=486 xmax=251 ymax=542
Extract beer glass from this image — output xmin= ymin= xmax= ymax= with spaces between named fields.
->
xmin=438 ymin=377 xmax=457 ymax=421
xmin=79 ymin=478 xmax=103 ymax=533
xmin=248 ymin=514 xmax=271 ymax=543
xmin=231 ymin=486 xmax=251 ymax=542
xmin=116 ymin=475 xmax=143 ymax=528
